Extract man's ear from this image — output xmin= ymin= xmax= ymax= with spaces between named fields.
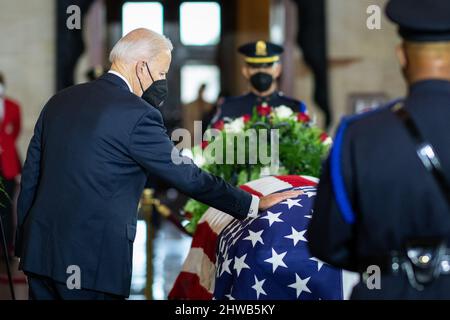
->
xmin=242 ymin=66 xmax=250 ymax=80
xmin=136 ymin=61 xmax=146 ymax=79
xmin=273 ymin=63 xmax=282 ymax=79
xmin=396 ymin=43 xmax=408 ymax=69
xmin=135 ymin=61 xmax=148 ymax=94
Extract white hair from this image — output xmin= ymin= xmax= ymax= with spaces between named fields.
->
xmin=109 ymin=28 xmax=173 ymax=64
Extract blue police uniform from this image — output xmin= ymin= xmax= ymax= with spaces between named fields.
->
xmin=308 ymin=0 xmax=450 ymax=299
xmin=217 ymin=92 xmax=307 ymax=121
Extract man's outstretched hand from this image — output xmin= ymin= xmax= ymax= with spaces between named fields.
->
xmin=258 ymin=190 xmax=303 ymax=212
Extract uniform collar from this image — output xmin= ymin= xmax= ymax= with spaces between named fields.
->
xmin=249 ymin=91 xmax=279 ymax=104
xmin=409 ymin=79 xmax=450 ymax=96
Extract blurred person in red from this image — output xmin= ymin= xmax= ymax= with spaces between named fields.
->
xmin=0 ymin=72 xmax=22 ymax=257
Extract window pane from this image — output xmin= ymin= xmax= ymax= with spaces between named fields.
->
xmin=180 ymin=2 xmax=221 ymax=46
xmin=181 ymin=64 xmax=220 ymax=104
xmin=270 ymin=1 xmax=285 ymax=44
xmin=122 ymin=2 xmax=163 ymax=36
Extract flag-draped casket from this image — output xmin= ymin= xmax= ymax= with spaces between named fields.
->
xmin=169 ymin=175 xmax=359 ymax=300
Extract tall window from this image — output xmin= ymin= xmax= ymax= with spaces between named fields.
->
xmin=122 ymin=2 xmax=164 ymax=36
xmin=180 ymin=2 xmax=221 ymax=46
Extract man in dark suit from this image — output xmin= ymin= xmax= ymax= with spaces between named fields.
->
xmin=16 ymin=29 xmax=301 ymax=300
xmin=308 ymin=0 xmax=450 ymax=299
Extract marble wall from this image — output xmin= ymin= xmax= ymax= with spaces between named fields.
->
xmin=0 ymin=0 xmax=55 ymax=158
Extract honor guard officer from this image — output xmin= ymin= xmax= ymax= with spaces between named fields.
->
xmin=308 ymin=0 xmax=450 ymax=299
xmin=213 ymin=41 xmax=307 ymax=123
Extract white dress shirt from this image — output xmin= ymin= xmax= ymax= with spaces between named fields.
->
xmin=108 ymin=70 xmax=133 ymax=93
xmin=107 ymin=70 xmax=260 ymax=218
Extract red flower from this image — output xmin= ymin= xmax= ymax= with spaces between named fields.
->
xmin=256 ymin=104 xmax=272 ymax=117
xmin=201 ymin=140 xmax=209 ymax=150
xmin=319 ymin=132 xmax=329 ymax=142
xmin=297 ymin=113 xmax=310 ymax=123
xmin=243 ymin=114 xmax=251 ymax=123
xmin=212 ymin=120 xmax=224 ymax=130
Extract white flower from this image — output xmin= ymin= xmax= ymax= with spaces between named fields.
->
xmin=322 ymin=136 xmax=333 ymax=146
xmin=272 ymin=105 xmax=294 ymax=119
xmin=224 ymin=117 xmax=245 ymax=133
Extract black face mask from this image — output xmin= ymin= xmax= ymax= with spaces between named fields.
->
xmin=138 ymin=63 xmax=168 ymax=107
xmin=250 ymin=72 xmax=273 ymax=93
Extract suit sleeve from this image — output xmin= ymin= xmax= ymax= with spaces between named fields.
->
xmin=308 ymin=128 xmax=358 ymax=271
xmin=15 ymin=108 xmax=45 ymax=257
xmin=129 ymin=109 xmax=253 ymax=220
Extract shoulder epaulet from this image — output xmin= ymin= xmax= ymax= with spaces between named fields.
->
xmin=330 ymin=98 xmax=403 ymax=224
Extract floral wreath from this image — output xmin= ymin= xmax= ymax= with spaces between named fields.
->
xmin=183 ymin=102 xmax=331 ymax=233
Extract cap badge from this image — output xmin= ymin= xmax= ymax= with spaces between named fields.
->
xmin=256 ymin=41 xmax=267 ymax=56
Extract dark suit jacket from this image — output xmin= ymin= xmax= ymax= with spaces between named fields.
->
xmin=16 ymin=73 xmax=252 ymax=297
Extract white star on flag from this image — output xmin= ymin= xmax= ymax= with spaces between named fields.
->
xmin=288 ymin=274 xmax=311 ymax=298
xmin=264 ymin=248 xmax=288 ymax=273
xmin=234 ymin=254 xmax=250 ymax=277
xmin=284 ymin=227 xmax=307 ymax=245
xmin=310 ymin=257 xmax=325 ymax=271
xmin=261 ymin=211 xmax=284 ymax=226
xmin=281 ymin=198 xmax=303 ymax=209
xmin=225 ymin=293 xmax=235 ymax=300
xmin=251 ymin=275 xmax=267 ymax=299
xmin=220 ymin=256 xmax=232 ymax=276
xmin=243 ymin=229 xmax=264 ymax=247
xmin=305 ymin=191 xmax=316 ymax=198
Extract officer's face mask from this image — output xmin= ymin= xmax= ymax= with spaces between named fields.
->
xmin=250 ymin=72 xmax=273 ymax=93
xmin=137 ymin=62 xmax=168 ymax=107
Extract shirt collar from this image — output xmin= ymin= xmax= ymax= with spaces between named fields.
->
xmin=108 ymin=70 xmax=133 ymax=93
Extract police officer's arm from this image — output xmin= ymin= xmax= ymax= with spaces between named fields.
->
xmin=308 ymin=131 xmax=358 ymax=271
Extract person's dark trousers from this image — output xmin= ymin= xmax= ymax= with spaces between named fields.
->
xmin=26 ymin=273 xmax=126 ymax=300
xmin=0 ymin=176 xmax=17 ymax=257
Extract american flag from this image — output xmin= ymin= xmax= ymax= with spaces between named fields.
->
xmin=213 ymin=184 xmax=344 ymax=300
xmin=169 ymin=176 xmax=358 ymax=300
